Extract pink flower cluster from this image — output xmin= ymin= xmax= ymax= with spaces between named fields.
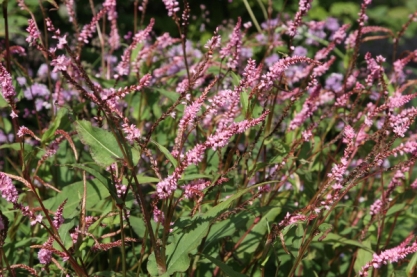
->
xmin=360 ymin=235 xmax=417 ymax=276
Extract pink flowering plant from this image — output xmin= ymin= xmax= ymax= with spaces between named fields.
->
xmin=1 ymin=0 xmax=417 ymax=276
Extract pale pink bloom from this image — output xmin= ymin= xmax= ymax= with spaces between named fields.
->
xmin=57 ymin=35 xmax=67 ymax=49
xmin=287 ymin=0 xmax=313 ymax=36
xmin=53 ymin=200 xmax=67 ymax=229
xmin=30 ymin=214 xmax=43 ymax=226
xmin=122 ymin=123 xmax=141 ymax=143
xmin=369 ymin=199 xmax=383 ymax=216
xmin=78 ymin=7 xmax=107 ymax=44
xmin=0 ymin=63 xmax=17 ymax=102
xmin=26 ymin=19 xmax=40 ymax=46
xmin=220 ymin=17 xmax=242 ymax=69
xmin=162 ymin=0 xmax=180 ymax=17
xmin=360 ymin=236 xmax=417 ymax=276
xmin=51 ymin=55 xmax=71 ymax=73
xmin=116 ymin=19 xmax=154 ymax=76
xmin=153 ymin=206 xmax=165 ymax=223
xmin=156 ymin=170 xmax=181 ymax=199
xmin=185 ymin=144 xmax=206 ymax=166
xmin=38 ymin=248 xmax=52 ymax=264
xmin=182 ymin=179 xmax=210 ymax=199
xmin=0 ymin=172 xmax=19 ymax=203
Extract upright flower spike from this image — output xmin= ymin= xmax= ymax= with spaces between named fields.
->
xmin=0 ymin=63 xmax=16 ymax=103
xmin=220 ymin=17 xmax=242 ymax=69
xmin=0 ymin=172 xmax=19 ymax=203
xmin=162 ymin=0 xmax=180 ymax=17
xmin=360 ymin=235 xmax=417 ymax=276
xmin=115 ymin=19 xmax=155 ymax=77
xmin=288 ymin=0 xmax=313 ymax=37
xmin=26 ymin=19 xmax=41 ymax=46
xmin=78 ymin=7 xmax=108 ymax=44
xmin=259 ymin=56 xmax=319 ymax=91
xmin=103 ymin=0 xmax=120 ymax=50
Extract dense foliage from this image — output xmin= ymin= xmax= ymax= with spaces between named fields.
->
xmin=1 ymin=0 xmax=417 ymax=276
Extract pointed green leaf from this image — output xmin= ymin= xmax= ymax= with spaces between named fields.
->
xmin=74 ymin=120 xmax=123 ymax=167
xmin=69 ymin=163 xmax=120 ymax=202
xmin=237 ymin=191 xmax=289 ymax=257
xmin=406 ymin=252 xmax=417 ymax=275
xmin=150 ymin=139 xmax=177 ymax=167
xmin=43 ymin=179 xmax=110 ymax=248
xmin=317 ymin=233 xmax=373 ymax=253
xmin=157 ymin=185 xmax=268 ymax=276
xmin=354 ymin=239 xmax=373 ymax=275
xmin=41 ymin=107 xmax=68 ymax=143
xmin=203 ymin=254 xmax=248 ymax=277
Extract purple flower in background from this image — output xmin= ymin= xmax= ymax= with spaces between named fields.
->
xmin=325 ymin=73 xmax=344 ymax=92
xmin=17 ymin=77 xmax=26 ymax=86
xmin=24 ymin=83 xmax=50 ymax=101
xmin=37 ymin=64 xmax=58 ymax=81
xmin=0 ymin=130 xmax=14 ymax=144
xmin=293 ymin=46 xmax=307 ymax=57
xmin=306 ymin=21 xmax=326 ymax=45
xmin=255 ymin=33 xmax=267 ymax=44
xmin=261 ymin=18 xmax=279 ymax=30
xmin=265 ymin=53 xmax=280 ymax=68
xmin=325 ymin=17 xmax=340 ymax=32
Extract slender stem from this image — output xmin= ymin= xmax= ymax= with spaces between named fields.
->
xmin=243 ymin=0 xmax=262 ymax=33
xmin=119 ymin=208 xmax=127 ymax=277
xmin=2 ymin=0 xmax=11 ymax=73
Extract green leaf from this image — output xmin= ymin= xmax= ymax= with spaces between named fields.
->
xmin=74 ymin=120 xmax=123 ymax=167
xmin=386 ymin=203 xmax=406 ymax=217
xmin=150 ymin=139 xmax=177 ymax=167
xmin=241 ymin=89 xmax=249 ymax=114
xmin=69 ymin=163 xmax=120 ymax=202
xmin=203 ymin=254 xmax=248 ymax=277
xmin=137 ymin=174 xmax=160 ymax=183
xmin=330 ymin=2 xmax=360 ymax=18
xmin=148 ymin=185 xmax=268 ymax=276
xmin=94 ymin=271 xmax=137 ymax=277
xmin=43 ymin=179 xmax=110 ymax=248
xmin=0 ymin=93 xmax=8 ymax=108
xmin=230 ymin=71 xmax=240 ymax=87
xmin=318 ymin=223 xmax=333 ymax=233
xmin=154 ymin=87 xmax=180 ymax=102
xmin=406 ymin=252 xmax=417 ymax=275
xmin=44 ymin=0 xmax=59 ymax=9
xmin=41 ymin=107 xmax=68 ymax=143
xmin=205 ymin=213 xmax=251 ymax=249
xmin=180 ymin=173 xmax=212 ymax=181
xmin=237 ymin=193 xmax=288 ymax=258
xmin=354 ymin=239 xmax=373 ymax=275
xmin=317 ymin=233 xmax=373 ymax=253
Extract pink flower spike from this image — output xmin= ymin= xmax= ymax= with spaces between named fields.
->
xmin=30 ymin=214 xmax=43 ymax=226
xmin=0 ymin=172 xmax=19 ymax=203
xmin=220 ymin=17 xmax=242 ymax=69
xmin=156 ymin=175 xmax=179 ymax=199
xmin=359 ymin=236 xmax=417 ymax=276
xmin=26 ymin=19 xmax=40 ymax=46
xmin=38 ymin=248 xmax=52 ymax=264
xmin=162 ymin=0 xmax=180 ymax=17
xmin=122 ymin=123 xmax=141 ymax=143
xmin=0 ymin=63 xmax=17 ymax=103
xmin=288 ymin=0 xmax=313 ymax=37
